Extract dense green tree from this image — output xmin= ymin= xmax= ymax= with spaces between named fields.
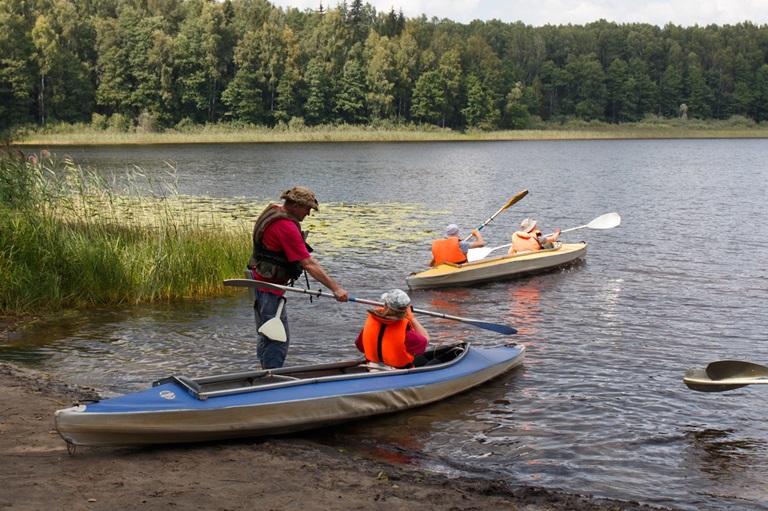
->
xmin=175 ymin=0 xmax=231 ymax=123
xmin=93 ymin=15 xmax=132 ymax=116
xmin=146 ymin=28 xmax=176 ymax=125
xmin=683 ymin=52 xmax=714 ymax=118
xmin=335 ymin=48 xmax=368 ymax=123
xmin=462 ymin=74 xmax=499 ymax=129
xmin=273 ymin=25 xmax=301 ymax=123
xmin=377 ymin=7 xmax=404 ymax=38
xmin=628 ymin=57 xmax=657 ymax=117
xmin=725 ymin=54 xmax=755 ymax=117
xmin=607 ymin=56 xmax=657 ymax=122
xmin=752 ymin=64 xmax=768 ymax=122
xmin=606 ymin=58 xmax=630 ymax=122
xmin=464 ymin=34 xmax=504 ymax=114
xmin=31 ymin=15 xmax=60 ymax=125
xmin=411 ymin=70 xmax=445 ymax=125
xmin=221 ymin=31 xmax=266 ymax=123
xmin=502 ymin=81 xmax=532 ymax=129
xmin=391 ymin=30 xmax=419 ymax=120
xmin=0 ymin=0 xmax=37 ymax=127
xmin=3 ymin=0 xmax=768 ymax=133
xmin=537 ymin=60 xmax=568 ymax=120
xmin=303 ymin=56 xmax=334 ymax=125
xmin=437 ymin=48 xmax=462 ymax=127
xmin=364 ymin=30 xmax=395 ymax=120
xmin=48 ymin=0 xmax=97 ymax=124
xmin=658 ymin=64 xmax=684 ymax=117
xmin=563 ymin=53 xmax=607 ymax=120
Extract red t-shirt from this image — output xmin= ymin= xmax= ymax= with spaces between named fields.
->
xmin=252 ymin=216 xmax=312 ymax=295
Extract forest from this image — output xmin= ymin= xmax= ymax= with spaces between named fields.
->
xmin=2 ymin=0 xmax=768 ymax=136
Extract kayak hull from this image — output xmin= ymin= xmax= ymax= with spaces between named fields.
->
xmin=406 ymin=242 xmax=587 ymax=290
xmin=54 ymin=343 xmax=525 ymax=447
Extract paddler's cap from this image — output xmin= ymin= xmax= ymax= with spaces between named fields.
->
xmin=520 ymin=218 xmax=537 ymax=233
xmin=445 ymin=224 xmax=460 ymax=237
xmin=381 ymin=289 xmax=411 ymax=312
xmin=280 ymin=186 xmax=319 ymax=211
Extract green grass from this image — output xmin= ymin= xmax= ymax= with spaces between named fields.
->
xmin=0 ymin=147 xmax=249 ymax=315
xmin=10 ymin=116 xmax=768 ymax=146
xmin=0 ymin=144 xmax=449 ymax=316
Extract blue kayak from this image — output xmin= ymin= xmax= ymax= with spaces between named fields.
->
xmin=54 ymin=342 xmax=525 ymax=448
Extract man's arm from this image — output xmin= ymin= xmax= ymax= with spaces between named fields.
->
xmin=469 ymin=228 xmax=485 ymax=249
xmin=299 ymin=257 xmax=349 ymax=302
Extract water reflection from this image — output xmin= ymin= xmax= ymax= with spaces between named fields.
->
xmin=684 ymin=428 xmax=768 ymax=507
xmin=315 ymin=365 xmax=528 ymax=474
xmin=506 ymin=283 xmax=543 ymax=338
xmin=686 ymin=428 xmax=764 ymax=475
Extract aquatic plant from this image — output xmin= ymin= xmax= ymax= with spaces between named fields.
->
xmin=0 ymin=147 xmax=248 ymax=314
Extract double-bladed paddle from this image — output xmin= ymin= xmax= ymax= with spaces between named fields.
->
xmin=683 ymin=360 xmax=768 ymax=392
xmin=463 ymin=190 xmax=529 ymax=242
xmin=466 ymin=211 xmax=621 ymax=262
xmin=224 ymin=279 xmax=517 ymax=335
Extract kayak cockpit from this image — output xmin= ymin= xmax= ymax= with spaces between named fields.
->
xmin=154 ymin=342 xmax=468 ymax=400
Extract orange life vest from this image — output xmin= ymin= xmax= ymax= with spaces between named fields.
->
xmin=511 ymin=230 xmax=542 ymax=253
xmin=431 ymin=237 xmax=467 ymax=265
xmin=361 ymin=309 xmax=414 ymax=368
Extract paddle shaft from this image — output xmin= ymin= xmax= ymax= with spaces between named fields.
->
xmin=463 ymin=190 xmax=528 ymax=242
xmin=224 ymin=279 xmax=517 ymax=335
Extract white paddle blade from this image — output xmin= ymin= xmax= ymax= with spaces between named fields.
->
xmin=258 ymin=299 xmax=287 ymax=342
xmin=587 ymin=212 xmax=621 ymax=229
xmin=467 ymin=247 xmax=493 ymax=262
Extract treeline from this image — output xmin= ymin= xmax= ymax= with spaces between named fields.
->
xmin=2 ymin=0 xmax=768 ymax=135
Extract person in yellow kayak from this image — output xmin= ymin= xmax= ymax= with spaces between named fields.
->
xmin=355 ymin=289 xmax=430 ymax=369
xmin=429 ymin=224 xmax=485 ymax=266
xmin=509 ymin=218 xmax=560 ymax=254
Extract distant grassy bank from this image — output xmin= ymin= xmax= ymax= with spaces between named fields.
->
xmin=11 ymin=116 xmax=768 ymax=146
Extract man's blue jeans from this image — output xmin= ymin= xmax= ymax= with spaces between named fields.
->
xmin=254 ymin=290 xmax=289 ymax=368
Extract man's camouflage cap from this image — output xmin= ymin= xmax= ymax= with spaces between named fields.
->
xmin=280 ymin=186 xmax=319 ymax=211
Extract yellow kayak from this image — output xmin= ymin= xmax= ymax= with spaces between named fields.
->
xmin=406 ymin=242 xmax=587 ymax=290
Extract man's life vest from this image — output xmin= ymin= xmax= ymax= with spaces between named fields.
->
xmin=511 ymin=230 xmax=542 ymax=253
xmin=360 ymin=309 xmax=414 ymax=368
xmin=431 ymin=237 xmax=467 ymax=265
xmin=248 ymin=205 xmax=312 ymax=281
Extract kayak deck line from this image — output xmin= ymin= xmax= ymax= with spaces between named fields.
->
xmin=156 ymin=347 xmax=468 ymax=400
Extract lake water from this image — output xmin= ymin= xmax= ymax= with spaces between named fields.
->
xmin=6 ymin=138 xmax=768 ymax=510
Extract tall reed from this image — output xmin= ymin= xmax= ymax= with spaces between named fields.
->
xmin=0 ymin=146 xmax=249 ymax=315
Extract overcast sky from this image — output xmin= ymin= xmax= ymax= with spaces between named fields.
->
xmin=268 ymin=0 xmax=767 ymax=28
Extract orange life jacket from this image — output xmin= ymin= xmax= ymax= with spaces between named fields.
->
xmin=431 ymin=237 xmax=467 ymax=265
xmin=511 ymin=230 xmax=542 ymax=253
xmin=361 ymin=309 xmax=414 ymax=368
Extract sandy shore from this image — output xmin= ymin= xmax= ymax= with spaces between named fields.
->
xmin=0 ymin=361 xmax=681 ymax=511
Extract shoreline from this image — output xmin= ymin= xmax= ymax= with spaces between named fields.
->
xmin=1 ymin=359 xmax=683 ymax=511
xmin=11 ymin=125 xmax=768 ymax=147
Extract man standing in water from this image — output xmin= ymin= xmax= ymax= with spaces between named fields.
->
xmin=248 ymin=186 xmax=348 ymax=368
